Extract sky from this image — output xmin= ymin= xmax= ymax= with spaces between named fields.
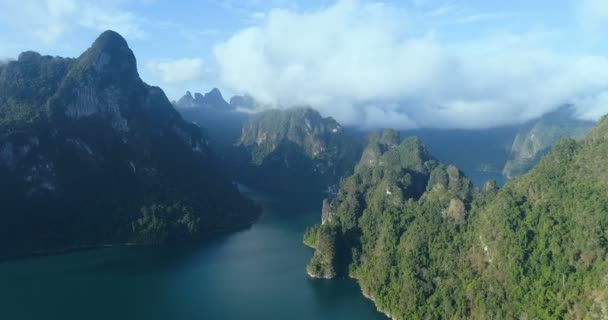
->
xmin=1 ymin=0 xmax=608 ymax=129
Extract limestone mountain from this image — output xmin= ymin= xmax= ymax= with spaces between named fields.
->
xmin=0 ymin=31 xmax=258 ymax=258
xmin=229 ymin=94 xmax=257 ymax=110
xmin=304 ymin=130 xmax=473 ymax=279
xmin=503 ymin=106 xmax=594 ymax=178
xmin=305 ymin=116 xmax=608 ymax=318
xmin=238 ymin=107 xmax=362 ymax=192
xmin=174 ymin=88 xmax=234 ymax=110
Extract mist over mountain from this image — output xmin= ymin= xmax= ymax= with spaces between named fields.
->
xmin=503 ymin=106 xmax=594 ymax=178
xmin=213 ymin=1 xmax=608 ymax=131
xmin=304 ymin=111 xmax=608 ymax=319
xmin=2 ymin=2 xmax=608 ymax=320
xmin=177 ymin=89 xmax=596 ymax=189
xmin=229 ymin=94 xmax=257 ymax=110
xmin=174 ymin=88 xmax=234 ymax=110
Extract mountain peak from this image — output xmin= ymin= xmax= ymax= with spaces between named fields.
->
xmin=74 ymin=30 xmax=138 ymax=78
xmin=175 ymin=88 xmax=232 ymax=110
xmin=203 ymin=88 xmax=230 ymax=108
xmin=17 ymin=51 xmax=42 ymax=62
xmin=207 ymin=87 xmax=222 ymax=97
xmin=92 ymin=30 xmax=130 ymax=50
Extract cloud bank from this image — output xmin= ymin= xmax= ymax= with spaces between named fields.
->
xmin=214 ymin=0 xmax=608 ymax=129
xmin=145 ymin=58 xmax=207 ymax=84
xmin=0 ymin=0 xmax=144 ymax=45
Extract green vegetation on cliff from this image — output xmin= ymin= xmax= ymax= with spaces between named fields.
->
xmin=238 ymin=107 xmax=362 ymax=192
xmin=0 ymin=31 xmax=259 ymax=258
xmin=503 ymin=107 xmax=594 ymax=178
xmin=306 ymin=120 xmax=608 ymax=319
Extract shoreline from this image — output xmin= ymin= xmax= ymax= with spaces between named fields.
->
xmin=302 ymin=241 xmax=315 ymax=249
xmin=0 ymin=220 xmax=259 ymax=263
xmin=358 ymin=285 xmax=396 ymax=320
xmin=0 ymin=243 xmax=132 ymax=262
xmin=304 ymin=263 xmax=396 ymax=319
xmin=349 ymin=273 xmax=396 ymax=320
xmin=302 ymin=239 xmax=395 ymax=319
xmin=306 ymin=270 xmax=333 ymax=279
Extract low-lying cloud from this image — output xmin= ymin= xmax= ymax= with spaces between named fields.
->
xmin=145 ymin=58 xmax=207 ymax=84
xmin=214 ymin=0 xmax=608 ymax=129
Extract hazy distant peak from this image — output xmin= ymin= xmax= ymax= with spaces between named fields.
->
xmin=175 ymin=88 xmax=233 ymax=110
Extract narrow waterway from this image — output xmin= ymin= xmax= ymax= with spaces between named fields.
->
xmin=0 ymin=186 xmax=385 ymax=320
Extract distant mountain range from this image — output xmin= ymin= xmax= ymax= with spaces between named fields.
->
xmin=176 ymin=88 xmax=593 ymax=189
xmin=174 ymin=88 xmax=234 ymax=110
xmin=2 ymin=29 xmax=606 ymax=320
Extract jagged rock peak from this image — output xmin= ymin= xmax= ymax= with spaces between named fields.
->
xmin=206 ymin=88 xmax=223 ymax=99
xmin=175 ymin=88 xmax=232 ymax=110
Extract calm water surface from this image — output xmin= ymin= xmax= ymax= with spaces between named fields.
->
xmin=0 ymin=186 xmax=385 ymax=320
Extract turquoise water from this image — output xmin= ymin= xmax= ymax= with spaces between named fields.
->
xmin=0 ymin=187 xmax=385 ymax=320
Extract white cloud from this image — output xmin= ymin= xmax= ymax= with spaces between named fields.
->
xmin=0 ymin=0 xmax=144 ymax=45
xmin=214 ymin=0 xmax=608 ymax=129
xmin=145 ymin=58 xmax=207 ymax=84
xmin=577 ymin=0 xmax=608 ymax=31
xmin=79 ymin=4 xmax=145 ymax=39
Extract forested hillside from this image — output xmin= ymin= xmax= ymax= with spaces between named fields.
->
xmin=0 ymin=31 xmax=259 ymax=258
xmin=305 ymin=119 xmax=608 ymax=319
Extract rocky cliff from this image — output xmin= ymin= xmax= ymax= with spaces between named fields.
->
xmin=0 ymin=31 xmax=259 ymax=258
xmin=237 ymin=107 xmax=362 ymax=192
xmin=503 ymin=107 xmax=594 ymax=178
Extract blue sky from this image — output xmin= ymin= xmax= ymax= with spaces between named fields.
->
xmin=1 ymin=0 xmax=608 ymax=129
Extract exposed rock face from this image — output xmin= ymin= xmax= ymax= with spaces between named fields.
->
xmin=482 ymin=179 xmax=498 ymax=192
xmin=0 ymin=30 xmax=259 ymax=258
xmin=306 ymin=132 xmax=474 ymax=280
xmin=446 ymin=198 xmax=466 ymax=220
xmin=237 ymin=107 xmax=362 ymax=192
xmin=176 ymin=91 xmax=196 ymax=108
xmin=503 ymin=107 xmax=593 ymax=178
xmin=305 ymin=115 xmax=608 ymax=319
xmin=321 ymin=199 xmax=333 ymax=224
xmin=358 ymin=129 xmax=400 ymax=167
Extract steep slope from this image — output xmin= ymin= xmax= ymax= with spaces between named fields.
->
xmin=503 ymin=107 xmax=594 ymax=178
xmin=0 ymin=31 xmax=259 ymax=258
xmin=469 ymin=115 xmax=608 ymax=319
xmin=305 ymin=130 xmax=474 ymax=279
xmin=305 ymin=117 xmax=608 ymax=319
xmin=178 ymin=88 xmax=251 ymax=183
xmin=238 ymin=107 xmax=362 ymax=192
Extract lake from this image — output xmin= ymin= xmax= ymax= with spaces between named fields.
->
xmin=0 ymin=186 xmax=385 ymax=320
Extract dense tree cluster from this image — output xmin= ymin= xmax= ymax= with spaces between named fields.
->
xmin=306 ymin=122 xmax=608 ymax=319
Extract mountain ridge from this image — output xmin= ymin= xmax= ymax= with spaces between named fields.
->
xmin=305 ymin=113 xmax=608 ymax=319
xmin=0 ymin=30 xmax=259 ymax=258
